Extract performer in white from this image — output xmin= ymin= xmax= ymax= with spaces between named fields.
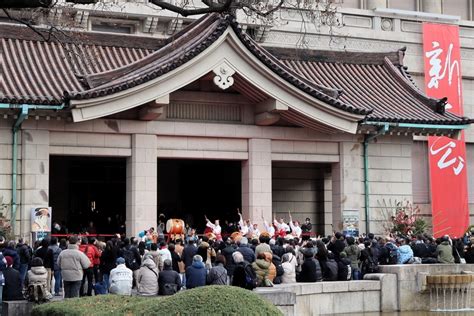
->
xmin=288 ymin=211 xmax=302 ymax=238
xmin=237 ymin=209 xmax=250 ymax=236
xmin=249 ymin=223 xmax=260 ymax=238
xmin=205 ymin=215 xmax=222 ymax=241
xmin=274 ymin=217 xmax=290 ymax=237
xmin=261 ymin=213 xmax=275 ymax=238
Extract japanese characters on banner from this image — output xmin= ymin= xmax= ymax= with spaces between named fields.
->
xmin=422 ymin=23 xmax=469 ymax=238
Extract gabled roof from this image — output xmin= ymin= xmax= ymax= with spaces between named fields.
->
xmin=270 ymin=47 xmax=469 ymax=125
xmin=0 ymin=14 xmax=471 ymax=129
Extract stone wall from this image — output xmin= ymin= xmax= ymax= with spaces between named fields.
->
xmin=255 ymin=280 xmax=388 ymax=315
xmin=380 ymin=264 xmax=474 ymax=311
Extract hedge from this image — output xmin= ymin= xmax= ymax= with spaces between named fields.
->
xmin=31 ymin=286 xmax=283 ymax=316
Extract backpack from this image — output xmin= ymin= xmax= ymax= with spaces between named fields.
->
xmin=363 ymin=253 xmax=379 ymax=274
xmin=243 ymin=263 xmax=258 ymax=290
xmin=385 ymin=243 xmax=398 ymax=265
xmin=123 ymin=248 xmax=139 ymax=271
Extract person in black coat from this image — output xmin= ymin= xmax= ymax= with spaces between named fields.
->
xmin=221 ymin=239 xmax=236 ymax=278
xmin=236 ymin=238 xmax=255 ymax=263
xmin=182 ymin=240 xmax=197 ymax=269
xmin=337 ymin=252 xmax=351 ymax=281
xmin=2 ymin=241 xmax=20 ymax=271
xmin=100 ymin=241 xmax=118 ymax=288
xmin=231 ymin=252 xmax=255 ymax=290
xmin=297 ymin=250 xmax=322 ymax=282
xmin=327 ymin=232 xmax=346 ymax=261
xmin=411 ymin=235 xmax=429 ymax=259
xmin=168 ymin=243 xmax=182 ymax=273
xmin=3 ymin=256 xmax=23 ymax=301
xmin=158 ymin=259 xmax=182 ymax=295
xmin=33 ymin=239 xmax=50 ymax=264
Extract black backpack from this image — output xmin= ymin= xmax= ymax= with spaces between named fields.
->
xmin=363 ymin=248 xmax=380 ymax=274
xmin=244 ymin=263 xmax=258 ymax=290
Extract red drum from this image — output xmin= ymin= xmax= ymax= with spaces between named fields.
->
xmin=166 ymin=219 xmax=185 ymax=234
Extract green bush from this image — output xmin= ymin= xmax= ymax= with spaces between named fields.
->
xmin=31 ymin=286 xmax=283 ymax=316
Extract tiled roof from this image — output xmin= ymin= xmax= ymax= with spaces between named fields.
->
xmin=0 ymin=14 xmax=471 ymax=126
xmin=270 ymin=47 xmax=469 ymax=125
xmin=0 ymin=23 xmax=157 ymax=105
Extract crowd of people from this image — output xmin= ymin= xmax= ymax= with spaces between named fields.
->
xmin=0 ymin=213 xmax=471 ymax=307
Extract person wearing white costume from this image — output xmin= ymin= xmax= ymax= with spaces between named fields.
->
xmin=205 ymin=215 xmax=222 ymax=241
xmin=237 ymin=209 xmax=249 ymax=236
xmin=288 ymin=212 xmax=302 ymax=238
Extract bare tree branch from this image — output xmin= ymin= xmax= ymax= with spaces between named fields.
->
xmin=0 ymin=0 xmax=96 ymax=9
xmin=150 ymin=0 xmax=233 ymax=17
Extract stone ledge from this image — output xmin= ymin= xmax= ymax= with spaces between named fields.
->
xmin=3 ymin=300 xmax=34 ymax=316
xmin=348 ymin=280 xmax=381 ymax=291
xmin=256 ymin=290 xmax=296 ymax=305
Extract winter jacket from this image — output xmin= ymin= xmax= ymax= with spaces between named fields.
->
xmin=282 ymin=261 xmax=296 ymax=283
xmin=337 ymin=258 xmax=351 ymax=281
xmin=185 ymin=261 xmax=207 ymax=289
xmin=57 ymin=244 xmax=91 ymax=282
xmin=206 ymin=263 xmax=227 ymax=285
xmin=147 ymin=250 xmax=164 ymax=272
xmin=237 ymin=244 xmax=255 ymax=263
xmin=323 ymin=258 xmax=338 ymax=281
xmin=158 ymin=266 xmax=182 ymax=295
xmin=343 ymin=245 xmax=361 ymax=270
xmin=232 ymin=261 xmax=254 ymax=289
xmin=221 ymin=245 xmax=237 ymax=277
xmin=264 ymin=252 xmax=276 ymax=282
xmin=3 ymin=267 xmax=23 ymax=300
xmin=100 ymin=248 xmax=118 ymax=275
xmin=109 ymin=264 xmax=133 ymax=295
xmin=17 ymin=243 xmax=31 ymax=265
xmin=252 ymin=259 xmax=270 ymax=286
xmin=27 ymin=266 xmax=48 ymax=285
xmin=182 ymin=245 xmax=197 ymax=269
xmin=298 ymin=257 xmax=322 ymax=282
xmin=137 ymin=258 xmax=159 ymax=296
xmin=2 ymin=247 xmax=20 ymax=270
xmin=327 ymin=239 xmax=346 ymax=261
xmin=171 ymin=251 xmax=181 ymax=273
xmin=412 ymin=242 xmax=429 ymax=258
xmin=46 ymin=245 xmax=62 ymax=271
xmin=79 ymin=244 xmax=100 ymax=268
xmin=437 ymin=241 xmax=455 ymax=264
xmin=398 ymin=245 xmax=414 ymax=264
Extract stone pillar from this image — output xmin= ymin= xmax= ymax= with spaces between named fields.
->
xmin=367 ymin=0 xmax=387 ymax=9
xmin=323 ymin=171 xmax=333 ymax=235
xmin=332 ymin=141 xmax=364 ymax=233
xmin=20 ymin=130 xmax=50 ymax=240
xmin=242 ymin=138 xmax=272 ymax=230
xmin=422 ymin=0 xmax=442 ymax=14
xmin=126 ymin=134 xmax=157 ymax=237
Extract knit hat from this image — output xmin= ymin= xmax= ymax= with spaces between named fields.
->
xmin=5 ymin=256 xmax=13 ymax=267
xmin=31 ymin=257 xmax=43 ymax=267
xmin=340 ymin=251 xmax=347 ymax=258
xmin=116 ymin=257 xmax=125 ymax=265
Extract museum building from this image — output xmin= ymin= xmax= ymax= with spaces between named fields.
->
xmin=0 ymin=11 xmax=472 ymax=238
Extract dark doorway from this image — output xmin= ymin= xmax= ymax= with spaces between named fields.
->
xmin=157 ymin=159 xmax=241 ymax=231
xmin=49 ymin=156 xmax=126 ymax=234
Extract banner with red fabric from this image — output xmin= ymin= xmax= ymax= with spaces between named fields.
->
xmin=422 ymin=23 xmax=469 ymax=238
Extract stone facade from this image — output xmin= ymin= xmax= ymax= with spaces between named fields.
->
xmin=0 ymin=1 xmax=473 ymax=238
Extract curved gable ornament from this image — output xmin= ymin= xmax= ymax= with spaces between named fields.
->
xmin=213 ymin=63 xmax=235 ymax=90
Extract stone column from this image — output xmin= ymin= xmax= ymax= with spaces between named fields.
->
xmin=242 ymin=138 xmax=272 ymax=230
xmin=20 ymin=130 xmax=50 ymax=240
xmin=126 ymin=134 xmax=157 ymax=237
xmin=331 ymin=141 xmax=364 ymax=233
xmin=422 ymin=0 xmax=442 ymax=14
xmin=367 ymin=0 xmax=387 ymax=9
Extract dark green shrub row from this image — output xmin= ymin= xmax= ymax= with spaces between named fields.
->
xmin=31 ymin=286 xmax=283 ymax=316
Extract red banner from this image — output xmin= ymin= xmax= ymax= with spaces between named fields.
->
xmin=422 ymin=23 xmax=469 ymax=238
